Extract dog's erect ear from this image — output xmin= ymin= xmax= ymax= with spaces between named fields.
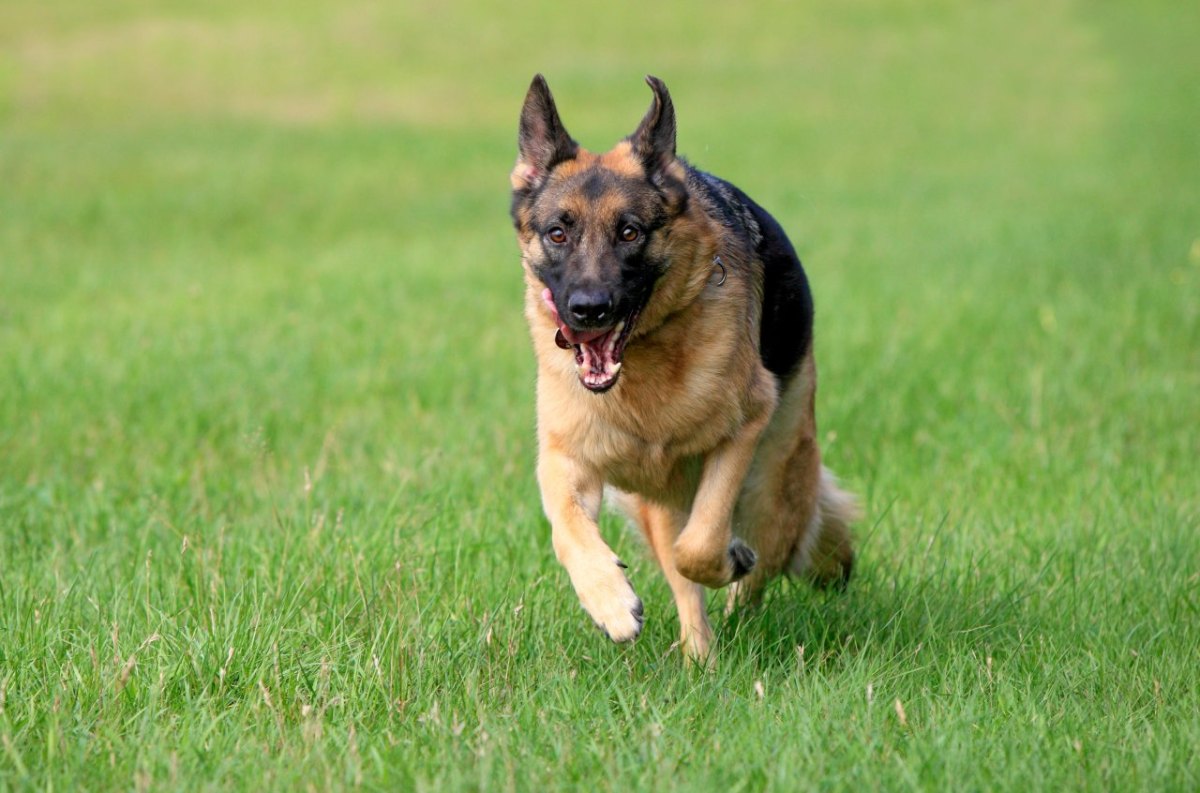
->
xmin=629 ymin=76 xmax=677 ymax=182
xmin=513 ymin=75 xmax=578 ymax=192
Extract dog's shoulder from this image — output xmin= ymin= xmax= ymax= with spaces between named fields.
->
xmin=685 ymin=166 xmax=814 ymax=384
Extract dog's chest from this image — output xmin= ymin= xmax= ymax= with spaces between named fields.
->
xmin=582 ymin=380 xmax=745 ymax=500
xmin=598 ymin=434 xmax=702 ymax=498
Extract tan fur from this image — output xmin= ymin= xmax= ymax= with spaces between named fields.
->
xmin=607 ymin=491 xmax=712 ymax=661
xmin=514 ymin=112 xmax=857 ymax=662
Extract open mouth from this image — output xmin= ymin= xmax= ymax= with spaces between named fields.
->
xmin=542 ymin=288 xmax=640 ymax=393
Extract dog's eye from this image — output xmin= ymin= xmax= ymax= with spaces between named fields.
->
xmin=546 ymin=227 xmax=567 ymax=245
xmin=620 ymin=225 xmax=640 ymax=243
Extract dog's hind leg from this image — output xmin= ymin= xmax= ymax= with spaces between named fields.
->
xmin=726 ymin=354 xmax=822 ymax=610
xmin=794 ymin=467 xmax=859 ymax=588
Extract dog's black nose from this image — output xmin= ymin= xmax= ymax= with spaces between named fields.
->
xmin=567 ymin=290 xmax=614 ymax=325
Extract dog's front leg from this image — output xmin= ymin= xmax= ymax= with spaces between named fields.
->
xmin=674 ymin=380 xmax=777 ymax=589
xmin=538 ymin=445 xmax=644 ymax=642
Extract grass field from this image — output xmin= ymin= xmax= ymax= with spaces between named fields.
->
xmin=2 ymin=0 xmax=1199 ymax=790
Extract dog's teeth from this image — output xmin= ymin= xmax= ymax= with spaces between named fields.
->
xmin=610 ymin=362 xmax=621 ymax=374
xmin=607 ymin=324 xmax=623 ymax=355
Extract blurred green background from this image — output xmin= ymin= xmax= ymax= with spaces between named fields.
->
xmin=1 ymin=1 xmax=1198 ymax=790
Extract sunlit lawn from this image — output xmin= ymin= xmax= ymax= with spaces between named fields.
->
xmin=1 ymin=1 xmax=1197 ymax=789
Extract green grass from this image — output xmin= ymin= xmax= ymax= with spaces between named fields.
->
xmin=2 ymin=0 xmax=1199 ymax=789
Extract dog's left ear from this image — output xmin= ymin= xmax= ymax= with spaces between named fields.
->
xmin=629 ymin=76 xmax=678 ymax=184
xmin=629 ymin=76 xmax=686 ymax=212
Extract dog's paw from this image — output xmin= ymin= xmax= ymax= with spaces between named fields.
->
xmin=674 ymin=533 xmax=757 ymax=589
xmin=572 ymin=558 xmax=644 ymax=643
xmin=728 ymin=538 xmax=757 ymax=582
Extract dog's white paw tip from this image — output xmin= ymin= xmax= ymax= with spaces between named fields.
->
xmin=597 ymin=595 xmax=643 ymax=643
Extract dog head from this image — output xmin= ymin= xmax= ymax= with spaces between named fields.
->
xmin=510 ymin=75 xmax=691 ymax=393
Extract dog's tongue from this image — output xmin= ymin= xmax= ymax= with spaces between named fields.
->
xmin=560 ymin=326 xmax=608 ymax=345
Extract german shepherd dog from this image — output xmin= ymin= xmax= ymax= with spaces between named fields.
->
xmin=510 ymin=75 xmax=858 ymax=662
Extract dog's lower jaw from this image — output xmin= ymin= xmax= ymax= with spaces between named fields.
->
xmin=578 ymin=361 xmax=621 ymax=393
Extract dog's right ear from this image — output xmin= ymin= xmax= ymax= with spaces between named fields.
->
xmin=512 ymin=75 xmax=579 ymax=192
